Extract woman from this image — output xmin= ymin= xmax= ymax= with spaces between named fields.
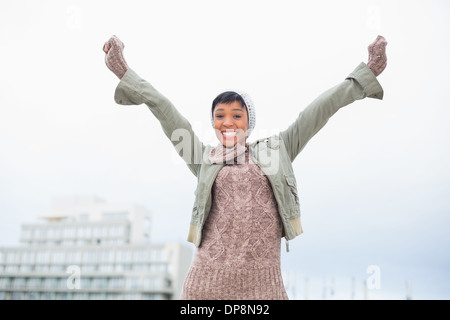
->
xmin=103 ymin=35 xmax=387 ymax=300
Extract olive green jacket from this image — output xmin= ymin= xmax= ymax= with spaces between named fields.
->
xmin=113 ymin=62 xmax=383 ymax=248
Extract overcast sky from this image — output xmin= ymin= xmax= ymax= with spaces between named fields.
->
xmin=1 ymin=0 xmax=449 ymax=299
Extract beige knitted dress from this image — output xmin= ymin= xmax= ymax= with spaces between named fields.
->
xmin=180 ymin=151 xmax=288 ymax=300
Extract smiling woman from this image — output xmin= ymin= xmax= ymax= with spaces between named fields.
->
xmin=213 ymin=100 xmax=248 ymax=147
xmin=103 ymin=34 xmax=387 ymax=300
xmin=211 ymin=90 xmax=254 ymax=148
xmin=208 ymin=90 xmax=256 ymax=164
xmin=213 ymin=100 xmax=248 ymax=146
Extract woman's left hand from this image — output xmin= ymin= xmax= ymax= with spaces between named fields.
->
xmin=367 ymin=35 xmax=388 ymax=77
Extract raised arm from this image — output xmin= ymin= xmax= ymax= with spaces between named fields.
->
xmin=103 ymin=35 xmax=204 ymax=177
xmin=280 ymin=35 xmax=387 ymax=162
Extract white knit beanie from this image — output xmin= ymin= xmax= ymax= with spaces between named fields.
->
xmin=210 ymin=90 xmax=256 ymax=137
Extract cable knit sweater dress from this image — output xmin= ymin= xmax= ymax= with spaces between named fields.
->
xmin=180 ymin=151 xmax=288 ymax=300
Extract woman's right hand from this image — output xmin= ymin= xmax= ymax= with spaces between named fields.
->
xmin=103 ymin=35 xmax=129 ymax=79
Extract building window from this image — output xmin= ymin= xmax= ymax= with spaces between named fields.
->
xmin=149 ymin=262 xmax=167 ymax=273
xmin=133 ymin=249 xmax=148 ymax=263
xmin=142 ymin=277 xmax=158 ymax=289
xmin=51 ymin=251 xmax=65 ymax=264
xmin=0 ymin=277 xmax=11 ymax=289
xmin=82 ymin=250 xmax=97 ymax=264
xmin=21 ymin=251 xmax=35 ymax=264
xmin=110 ymin=225 xmax=124 ymax=237
xmin=101 ymin=211 xmax=129 ymax=221
xmin=34 ymin=265 xmax=48 ymax=272
xmin=77 ymin=226 xmax=90 ymax=238
xmin=82 ymin=264 xmax=96 ymax=272
xmin=36 ymin=251 xmax=50 ymax=264
xmin=99 ymin=250 xmax=115 ymax=263
xmin=34 ymin=227 xmax=46 ymax=240
xmin=124 ymin=293 xmax=142 ymax=300
xmin=73 ymin=292 xmax=89 ymax=300
xmin=5 ymin=265 xmax=19 ymax=272
xmin=56 ymin=293 xmax=67 ymax=300
xmin=20 ymin=265 xmax=33 ymax=272
xmin=80 ymin=277 xmax=91 ymax=289
xmin=142 ymin=293 xmax=159 ymax=300
xmin=108 ymin=277 xmax=123 ymax=289
xmin=92 ymin=226 xmax=107 ymax=238
xmin=79 ymin=213 xmax=89 ymax=222
xmin=66 ymin=250 xmax=82 ymax=264
xmin=132 ymin=263 xmax=148 ymax=272
xmin=21 ymin=227 xmax=32 ymax=240
xmin=116 ymin=250 xmax=132 ymax=263
xmin=91 ymin=278 xmax=107 ymax=289
xmin=98 ymin=264 xmax=114 ymax=272
xmin=12 ymin=277 xmax=26 ymax=289
xmin=125 ymin=277 xmax=141 ymax=290
xmin=62 ymin=226 xmax=76 ymax=239
xmin=27 ymin=277 xmax=42 ymax=289
xmin=24 ymin=292 xmax=40 ymax=300
xmin=11 ymin=292 xmax=23 ymax=300
xmin=6 ymin=251 xmax=20 ymax=264
xmin=90 ymin=292 xmax=107 ymax=300
xmin=41 ymin=292 xmax=56 ymax=300
xmin=150 ymin=248 xmax=165 ymax=262
xmin=49 ymin=264 xmax=64 ymax=272
xmin=47 ymin=227 xmax=60 ymax=239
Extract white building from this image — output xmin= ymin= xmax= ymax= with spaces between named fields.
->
xmin=0 ymin=195 xmax=193 ymax=300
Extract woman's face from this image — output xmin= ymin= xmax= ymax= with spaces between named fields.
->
xmin=213 ymin=101 xmax=249 ymax=147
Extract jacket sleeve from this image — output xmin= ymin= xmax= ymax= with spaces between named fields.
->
xmin=279 ymin=62 xmax=384 ymax=162
xmin=113 ymin=69 xmax=204 ymax=177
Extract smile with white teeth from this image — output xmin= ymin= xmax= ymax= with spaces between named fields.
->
xmin=222 ymin=131 xmax=237 ymax=137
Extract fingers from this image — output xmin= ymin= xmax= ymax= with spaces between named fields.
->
xmin=103 ymin=42 xmax=110 ymax=53
xmin=102 ymin=35 xmax=124 ymax=54
xmin=368 ymin=35 xmax=387 ymax=54
xmin=375 ymin=35 xmax=387 ymax=44
xmin=368 ymin=35 xmax=387 ymax=63
xmin=109 ymin=35 xmax=125 ymax=50
xmin=372 ymin=35 xmax=387 ymax=46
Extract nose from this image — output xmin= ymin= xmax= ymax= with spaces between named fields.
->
xmin=223 ymin=116 xmax=234 ymax=127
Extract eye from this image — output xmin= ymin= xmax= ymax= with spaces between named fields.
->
xmin=215 ymin=114 xmax=224 ymax=119
xmin=233 ymin=114 xmax=242 ymax=119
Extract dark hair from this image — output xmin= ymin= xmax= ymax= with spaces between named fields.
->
xmin=211 ymin=91 xmax=247 ymax=116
